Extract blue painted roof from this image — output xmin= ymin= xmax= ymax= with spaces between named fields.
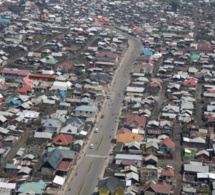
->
xmin=7 ymin=98 xmax=21 ymax=105
xmin=18 ymin=180 xmax=46 ymax=194
xmin=0 ymin=18 xmax=10 ymax=23
xmin=140 ymin=49 xmax=153 ymax=56
xmin=60 ymin=90 xmax=66 ymax=99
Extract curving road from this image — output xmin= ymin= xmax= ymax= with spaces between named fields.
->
xmin=65 ymin=35 xmax=142 ymax=195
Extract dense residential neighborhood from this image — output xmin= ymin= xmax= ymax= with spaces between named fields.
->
xmin=0 ymin=0 xmax=214 ymax=194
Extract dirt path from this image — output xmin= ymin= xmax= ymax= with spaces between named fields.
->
xmin=195 ymin=83 xmax=203 ymax=127
xmin=150 ymin=80 xmax=168 ymax=120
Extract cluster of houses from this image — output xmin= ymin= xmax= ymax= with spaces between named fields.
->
xmin=0 ymin=0 xmax=214 ymax=194
xmin=95 ymin=0 xmax=215 ymax=195
xmin=0 ymin=0 xmax=134 ymax=194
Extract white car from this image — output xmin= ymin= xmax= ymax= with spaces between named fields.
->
xmin=90 ymin=144 xmax=94 ymax=149
xmin=95 ymin=128 xmax=98 ymax=133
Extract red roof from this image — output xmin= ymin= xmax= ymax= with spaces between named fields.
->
xmin=52 ymin=134 xmax=73 ymax=146
xmin=57 ymin=161 xmax=71 ymax=171
xmin=207 ymin=89 xmax=215 ymax=94
xmin=29 ymin=73 xmax=57 ymax=79
xmin=143 ymin=181 xmax=172 ymax=194
xmin=161 ymin=168 xmax=175 ymax=177
xmin=100 ymin=17 xmax=110 ymax=22
xmin=96 ymin=52 xmax=118 ymax=59
xmin=132 ymin=28 xmax=143 ymax=34
xmin=0 ymin=83 xmax=8 ymax=91
xmin=125 ymin=114 xmax=146 ymax=127
xmin=137 ymin=56 xmax=150 ymax=62
xmin=1 ymin=68 xmax=30 ymax=76
xmin=17 ymin=86 xmax=31 ymax=94
xmin=208 ymin=116 xmax=215 ymax=122
xmin=30 ymin=3 xmax=38 ymax=9
xmin=149 ymin=81 xmax=162 ymax=89
xmin=197 ymin=43 xmax=213 ymax=52
xmin=57 ymin=36 xmax=64 ymax=41
xmin=92 ymin=20 xmax=102 ymax=27
xmin=133 ymin=63 xmax=144 ymax=69
xmin=117 ymin=127 xmax=131 ymax=135
xmin=183 ymin=78 xmax=197 ymax=86
xmin=58 ymin=62 xmax=73 ymax=70
xmin=23 ymin=77 xmax=34 ymax=86
xmin=145 ymin=38 xmax=154 ymax=43
xmin=160 ymin=137 xmax=175 ymax=149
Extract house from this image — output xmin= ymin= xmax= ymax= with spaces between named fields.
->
xmin=58 ymin=62 xmax=73 ymax=71
xmin=41 ymin=119 xmax=62 ymax=133
xmin=124 ymin=141 xmax=141 ymax=151
xmin=117 ymin=132 xmax=142 ymax=143
xmin=42 ymin=149 xmax=76 ymax=175
xmin=159 ymin=137 xmax=175 ymax=153
xmin=17 ymin=86 xmax=32 ymax=95
xmin=75 ymin=105 xmax=98 ymax=118
xmin=92 ymin=20 xmax=102 ymax=27
xmin=183 ymin=162 xmax=209 ymax=174
xmin=141 ymin=165 xmax=158 ymax=182
xmin=17 ymin=180 xmax=46 ymax=195
xmin=190 ymin=54 xmax=199 ymax=60
xmin=115 ymin=154 xmax=143 ymax=166
xmin=136 ymin=56 xmax=151 ymax=63
xmin=159 ymin=120 xmax=173 ymax=131
xmin=161 ymin=168 xmax=175 ymax=183
xmin=195 ymin=150 xmax=210 ymax=160
xmin=89 ymin=72 xmax=110 ymax=83
xmin=60 ymin=125 xmax=78 ymax=135
xmin=41 ymin=13 xmax=49 ymax=21
xmin=95 ymin=52 xmax=118 ymax=64
xmin=0 ymin=115 xmax=7 ymax=126
xmin=142 ymin=64 xmax=153 ymax=75
xmin=182 ymin=78 xmax=197 ymax=87
xmin=98 ymin=176 xmax=125 ymax=195
xmin=140 ymin=49 xmax=153 ymax=56
xmin=144 ymin=155 xmax=158 ymax=166
xmin=117 ymin=127 xmax=131 ymax=135
xmin=0 ymin=18 xmax=11 ymax=23
xmin=52 ymin=134 xmax=73 ymax=146
xmin=126 ymin=86 xmax=145 ymax=96
xmin=56 ymin=161 xmax=72 ymax=176
xmin=146 ymin=81 xmax=162 ymax=93
xmin=141 ymin=180 xmax=172 ymax=195
xmin=162 ymin=105 xmax=180 ymax=114
xmin=147 ymin=120 xmax=159 ymax=128
xmin=65 ymin=117 xmax=85 ymax=130
xmin=196 ymin=43 xmax=213 ymax=53
xmin=23 ymin=77 xmax=34 ymax=87
xmin=0 ymin=83 xmax=8 ymax=94
xmin=0 ymin=68 xmax=30 ymax=78
xmin=29 ymin=73 xmax=57 ymax=81
xmin=72 ymin=140 xmax=84 ymax=151
xmin=145 ymin=141 xmax=159 ymax=155
xmin=18 ymin=167 xmax=32 ymax=176
xmin=125 ymin=114 xmax=146 ymax=128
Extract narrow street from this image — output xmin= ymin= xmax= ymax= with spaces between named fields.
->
xmin=150 ymin=81 xmax=168 ymax=120
xmin=173 ymin=122 xmax=183 ymax=194
xmin=152 ymin=57 xmax=163 ymax=78
xmin=195 ymin=83 xmax=204 ymax=127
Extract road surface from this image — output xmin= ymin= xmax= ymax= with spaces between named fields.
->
xmin=65 ymin=35 xmax=142 ymax=195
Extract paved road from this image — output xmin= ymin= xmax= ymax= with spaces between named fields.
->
xmin=65 ymin=36 xmax=142 ymax=195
